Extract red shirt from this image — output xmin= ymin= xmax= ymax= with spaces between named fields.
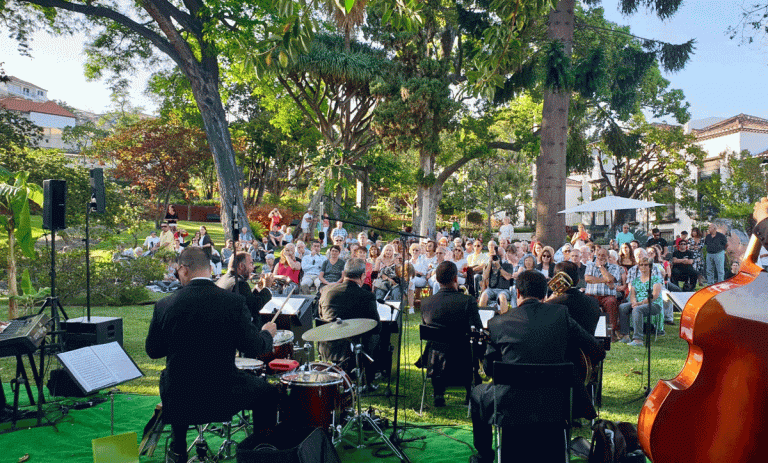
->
xmin=276 ymin=262 xmax=300 ymax=284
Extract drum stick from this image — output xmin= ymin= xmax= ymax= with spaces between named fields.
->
xmin=271 ymin=286 xmax=296 ymax=323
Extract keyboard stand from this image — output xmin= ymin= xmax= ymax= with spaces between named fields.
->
xmin=7 ymin=353 xmax=40 ymax=429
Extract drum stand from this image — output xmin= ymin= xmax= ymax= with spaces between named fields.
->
xmin=339 ymin=343 xmax=408 ymax=462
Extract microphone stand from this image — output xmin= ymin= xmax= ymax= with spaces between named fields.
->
xmin=322 ymin=196 xmax=426 ymax=461
xmin=626 ymin=265 xmax=656 ymax=403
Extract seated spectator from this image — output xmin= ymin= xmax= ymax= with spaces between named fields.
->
xmin=646 ymin=228 xmax=669 ymax=259
xmin=221 ymin=239 xmax=235 ymax=268
xmin=478 ymin=254 xmax=515 ymax=313
xmin=618 ymin=256 xmax=663 ymax=346
xmin=294 ymin=240 xmax=308 ymax=260
xmin=407 ymin=243 xmax=430 ymax=307
xmin=367 ymin=244 xmax=380 ymax=265
xmin=329 ymin=235 xmax=346 ymax=256
xmin=273 ymin=243 xmax=301 ymax=294
xmin=569 ymin=248 xmax=587 ymax=288
xmin=262 ymin=254 xmax=275 ymax=275
xmin=536 ymin=246 xmax=556 ymax=280
xmin=373 ymin=244 xmax=400 ymax=300
xmin=268 ymin=225 xmax=283 ymax=249
xmin=319 ymin=245 xmax=345 ymax=287
xmin=239 ymin=226 xmax=254 ymax=243
xmin=355 ymin=246 xmax=374 ymax=290
xmin=725 ymin=260 xmax=740 ymax=279
xmin=143 ymin=230 xmax=160 ymax=253
xmin=300 ymin=241 xmax=326 ymax=294
xmin=513 ymin=254 xmax=537 ymax=279
xmin=428 ymin=246 xmax=449 ymax=294
xmin=671 ymin=240 xmax=699 ymax=291
xmin=281 ymin=225 xmax=293 ymax=245
xmin=585 ymin=247 xmax=622 ymax=342
xmin=357 ymin=232 xmax=370 ymax=251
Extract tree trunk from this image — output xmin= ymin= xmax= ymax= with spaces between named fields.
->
xmin=536 ymin=0 xmax=574 ymax=247
xmin=7 ymin=227 xmax=18 ymax=319
xmin=191 ymin=80 xmax=247 ymax=241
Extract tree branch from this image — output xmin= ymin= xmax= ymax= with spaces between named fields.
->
xmin=19 ymin=0 xmax=179 ymax=63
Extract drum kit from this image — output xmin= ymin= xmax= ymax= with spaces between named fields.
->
xmin=234 ymin=317 xmax=405 ymax=460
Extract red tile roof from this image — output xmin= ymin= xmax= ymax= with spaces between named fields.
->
xmin=0 ymin=97 xmax=76 ymax=118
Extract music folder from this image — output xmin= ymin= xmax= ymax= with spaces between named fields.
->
xmin=57 ymin=342 xmax=143 ymax=395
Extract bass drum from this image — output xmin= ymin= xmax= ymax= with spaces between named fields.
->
xmin=304 ymin=361 xmax=355 ymax=410
xmin=279 ymin=371 xmax=343 ymax=430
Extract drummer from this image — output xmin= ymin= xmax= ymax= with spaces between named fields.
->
xmin=317 ymin=258 xmax=381 ymax=390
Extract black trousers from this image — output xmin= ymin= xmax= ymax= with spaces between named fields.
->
xmin=167 ymin=371 xmax=278 ymax=454
xmin=672 ymin=266 xmax=698 ymax=290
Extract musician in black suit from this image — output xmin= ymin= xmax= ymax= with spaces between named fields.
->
xmin=469 ymin=270 xmax=604 ymax=463
xmin=418 ymin=261 xmax=483 ymax=407
xmin=317 ymin=258 xmax=380 ymax=386
xmin=547 ymin=260 xmax=602 ymax=420
xmin=146 ymin=247 xmax=278 ymax=463
xmin=216 ymin=251 xmax=273 ymax=320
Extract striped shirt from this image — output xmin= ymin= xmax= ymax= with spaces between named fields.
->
xmin=585 ymin=262 xmax=622 ymax=297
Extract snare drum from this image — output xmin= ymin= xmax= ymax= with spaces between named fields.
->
xmin=258 ymin=330 xmax=294 ymax=365
xmin=279 ymin=371 xmax=345 ymax=430
xmin=235 ymin=357 xmax=265 ymax=376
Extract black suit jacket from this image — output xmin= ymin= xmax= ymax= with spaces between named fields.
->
xmin=418 ymin=287 xmax=483 ymax=380
xmin=145 ymin=279 xmax=273 ymax=423
xmin=216 ymin=271 xmax=272 ymax=321
xmin=548 ymin=288 xmax=601 ymax=336
xmin=483 ymin=298 xmax=604 ymax=423
xmin=317 ymin=280 xmax=380 ymax=364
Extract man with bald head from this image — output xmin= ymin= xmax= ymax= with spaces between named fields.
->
xmin=704 ymin=222 xmax=728 ymax=285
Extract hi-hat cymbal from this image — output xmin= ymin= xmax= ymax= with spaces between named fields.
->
xmin=302 ymin=318 xmax=378 ymax=342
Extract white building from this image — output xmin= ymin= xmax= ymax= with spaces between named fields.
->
xmin=0 ymin=96 xmax=77 ymax=150
xmin=565 ymin=114 xmax=768 ymax=242
xmin=0 ymin=76 xmax=48 ymax=102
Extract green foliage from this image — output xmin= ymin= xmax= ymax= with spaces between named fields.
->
xmin=8 ymin=269 xmax=50 ymax=317
xmin=544 ymin=40 xmax=573 ymax=91
xmin=25 ymin=248 xmax=164 ymax=305
xmin=0 ymin=108 xmax=42 ymax=151
xmin=466 ymin=211 xmax=484 ymax=225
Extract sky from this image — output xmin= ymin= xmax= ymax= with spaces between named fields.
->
xmin=1 ymin=1 xmax=768 ymax=121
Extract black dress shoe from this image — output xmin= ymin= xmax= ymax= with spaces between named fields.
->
xmin=166 ymin=449 xmax=187 ymax=463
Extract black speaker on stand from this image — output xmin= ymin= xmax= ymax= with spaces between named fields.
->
xmin=36 ymin=179 xmax=70 ymax=424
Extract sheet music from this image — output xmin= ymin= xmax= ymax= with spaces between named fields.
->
xmin=259 ymin=297 xmax=303 ymax=315
xmin=667 ymin=291 xmax=696 ymax=312
xmin=91 ymin=342 xmax=142 ymax=381
xmin=57 ymin=342 xmax=143 ymax=394
xmin=377 ymin=303 xmax=400 ymax=322
xmin=479 ymin=309 xmax=495 ymax=329
xmin=595 ymin=315 xmax=607 ymax=338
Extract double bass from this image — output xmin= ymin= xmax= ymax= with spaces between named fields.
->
xmin=638 ymin=235 xmax=768 ymax=462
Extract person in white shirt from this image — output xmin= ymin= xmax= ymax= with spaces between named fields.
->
xmin=143 ymin=231 xmax=160 ymax=253
xmin=499 ymin=216 xmax=515 ymax=242
xmin=429 ymin=247 xmax=449 ymax=293
xmin=300 ymin=241 xmax=326 ymax=293
xmin=300 ymin=210 xmax=314 ymax=242
xmin=407 ymin=243 xmax=430 ymax=307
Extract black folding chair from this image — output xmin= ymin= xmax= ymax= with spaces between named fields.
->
xmin=418 ymin=324 xmax=475 ymax=416
xmin=492 ymin=361 xmax=573 ymax=463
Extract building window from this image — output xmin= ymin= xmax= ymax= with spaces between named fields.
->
xmin=37 ymin=90 xmax=44 ymax=96
xmin=23 ymin=87 xmax=30 ymax=95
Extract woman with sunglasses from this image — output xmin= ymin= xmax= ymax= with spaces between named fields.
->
xmin=536 ymin=245 xmax=556 ymax=280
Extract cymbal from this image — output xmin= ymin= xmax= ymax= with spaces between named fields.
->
xmin=302 ymin=318 xmax=378 ymax=342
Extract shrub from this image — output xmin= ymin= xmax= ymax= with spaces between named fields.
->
xmin=466 ymin=211 xmax=484 ymax=225
xmin=24 ymin=248 xmax=164 ymax=305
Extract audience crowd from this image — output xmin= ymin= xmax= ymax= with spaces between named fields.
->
xmin=125 ymin=207 xmax=745 ymax=348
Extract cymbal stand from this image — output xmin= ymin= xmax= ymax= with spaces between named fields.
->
xmin=339 ymin=343 xmax=408 ymax=462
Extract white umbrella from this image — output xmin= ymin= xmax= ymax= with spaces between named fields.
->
xmin=558 ymin=195 xmax=664 ymax=214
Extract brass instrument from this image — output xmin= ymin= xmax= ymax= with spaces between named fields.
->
xmin=548 ymin=271 xmax=573 ymax=296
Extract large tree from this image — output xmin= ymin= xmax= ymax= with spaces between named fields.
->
xmin=462 ymin=0 xmax=694 ymax=245
xmin=3 ymin=0 xmax=314 ymax=239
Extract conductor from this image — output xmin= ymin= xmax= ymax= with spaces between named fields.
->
xmin=146 ymin=247 xmax=278 ymax=463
